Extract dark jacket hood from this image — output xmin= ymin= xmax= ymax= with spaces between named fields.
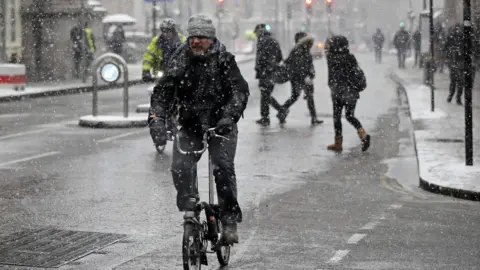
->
xmin=295 ymin=35 xmax=314 ymax=50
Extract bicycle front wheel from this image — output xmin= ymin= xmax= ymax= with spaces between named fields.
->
xmin=182 ymin=223 xmax=201 ymax=270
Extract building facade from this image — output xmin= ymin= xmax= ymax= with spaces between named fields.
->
xmin=21 ymin=0 xmax=106 ymax=82
xmin=0 ymin=0 xmax=22 ymax=62
xmin=444 ymin=0 xmax=480 ymax=27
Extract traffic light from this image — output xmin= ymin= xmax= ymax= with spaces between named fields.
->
xmin=326 ymin=0 xmax=333 ymax=13
xmin=306 ymin=0 xmax=313 ymax=15
xmin=217 ymin=0 xmax=225 ymax=12
xmin=216 ymin=0 xmax=225 ymax=18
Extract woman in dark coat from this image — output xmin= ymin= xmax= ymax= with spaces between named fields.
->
xmin=325 ymin=35 xmax=370 ymax=152
xmin=279 ymin=32 xmax=323 ymax=126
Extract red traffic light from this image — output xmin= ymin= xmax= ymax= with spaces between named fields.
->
xmin=218 ymin=0 xmax=224 ymax=2
xmin=306 ymin=0 xmax=312 ymax=5
xmin=326 ymin=0 xmax=332 ymax=3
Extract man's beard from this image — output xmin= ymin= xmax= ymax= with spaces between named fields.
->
xmin=190 ymin=46 xmax=206 ymax=55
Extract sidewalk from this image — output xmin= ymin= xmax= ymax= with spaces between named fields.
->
xmin=391 ymin=66 xmax=480 ymax=201
xmin=0 ymin=54 xmax=254 ymax=102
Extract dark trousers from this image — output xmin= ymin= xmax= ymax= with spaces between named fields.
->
xmin=448 ymin=68 xmax=464 ymax=101
xmin=259 ymin=79 xmax=282 ymax=119
xmin=73 ymin=51 xmax=82 ymax=79
xmin=333 ymin=98 xmax=363 ymax=137
xmin=397 ymin=49 xmax=406 ymax=68
xmin=283 ymin=81 xmax=317 ymax=119
xmin=171 ymin=125 xmax=242 ymax=224
xmin=374 ymin=48 xmax=382 ymax=63
xmin=414 ymin=49 xmax=421 ymax=66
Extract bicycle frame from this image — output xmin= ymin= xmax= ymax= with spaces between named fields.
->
xmin=177 ymin=127 xmax=232 ymax=268
xmin=175 ymin=127 xmax=229 ymax=205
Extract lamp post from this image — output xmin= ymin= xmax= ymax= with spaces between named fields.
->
xmin=429 ymin=0 xmax=435 ymax=112
xmin=464 ymin=0 xmax=474 ymax=166
xmin=0 ymin=0 xmax=6 ymax=62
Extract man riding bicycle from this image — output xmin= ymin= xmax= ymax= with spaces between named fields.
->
xmin=142 ymin=18 xmax=187 ymax=82
xmin=148 ymin=14 xmax=249 ymax=245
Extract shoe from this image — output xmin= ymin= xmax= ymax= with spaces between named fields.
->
xmin=277 ymin=107 xmax=288 ymax=125
xmin=447 ymin=96 xmax=453 ymax=103
xmin=311 ymin=118 xmax=324 ymax=126
xmin=216 ymin=223 xmax=239 ymax=247
xmin=256 ymin=118 xmax=270 ymax=126
xmin=358 ymin=128 xmax=371 ymax=152
xmin=456 ymin=99 xmax=463 ymax=105
xmin=327 ymin=136 xmax=343 ymax=152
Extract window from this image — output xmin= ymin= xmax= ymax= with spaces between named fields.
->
xmin=9 ymin=0 xmax=15 ymax=43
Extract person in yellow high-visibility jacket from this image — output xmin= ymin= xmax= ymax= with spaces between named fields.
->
xmin=84 ymin=22 xmax=96 ymax=70
xmin=142 ymin=18 xmax=187 ymax=82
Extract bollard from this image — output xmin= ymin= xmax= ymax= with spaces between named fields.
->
xmin=91 ymin=52 xmax=128 ymax=117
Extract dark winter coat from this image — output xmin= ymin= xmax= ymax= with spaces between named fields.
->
xmin=255 ymin=31 xmax=283 ymax=80
xmin=393 ymin=29 xmax=410 ymax=51
xmin=149 ymin=39 xmax=250 ymax=132
xmin=327 ymin=49 xmax=362 ymax=102
xmin=284 ymin=35 xmax=315 ymax=83
xmin=372 ymin=31 xmax=385 ymax=49
xmin=412 ymin=30 xmax=421 ymax=51
xmin=70 ymin=25 xmax=84 ymax=53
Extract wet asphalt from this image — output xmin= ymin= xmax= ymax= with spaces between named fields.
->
xmin=0 ymin=55 xmax=479 ymax=270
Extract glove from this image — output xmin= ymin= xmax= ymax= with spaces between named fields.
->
xmin=305 ymin=76 xmax=313 ymax=85
xmin=215 ymin=117 xmax=235 ymax=135
xmin=149 ymin=118 xmax=167 ymax=146
xmin=142 ymin=70 xmax=152 ymax=83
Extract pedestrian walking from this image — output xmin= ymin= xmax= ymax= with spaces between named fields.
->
xmin=278 ymin=32 xmax=323 ymax=126
xmin=412 ymin=28 xmax=421 ymax=67
xmin=254 ymin=23 xmax=283 ymax=126
xmin=70 ymin=22 xmax=84 ymax=79
xmin=325 ymin=35 xmax=370 ymax=152
xmin=393 ymin=22 xmax=410 ymax=69
xmin=372 ymin=28 xmax=385 ymax=63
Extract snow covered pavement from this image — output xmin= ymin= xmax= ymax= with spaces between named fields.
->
xmin=391 ymin=68 xmax=480 ymax=200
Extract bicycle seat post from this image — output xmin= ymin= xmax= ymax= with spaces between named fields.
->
xmin=208 ymin=150 xmax=215 ymax=205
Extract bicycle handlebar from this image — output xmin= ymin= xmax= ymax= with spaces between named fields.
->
xmin=175 ymin=127 xmax=229 ymax=155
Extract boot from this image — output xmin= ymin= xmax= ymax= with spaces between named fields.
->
xmin=327 ymin=136 xmax=343 ymax=152
xmin=214 ymin=223 xmax=239 ymax=249
xmin=456 ymin=97 xmax=463 ymax=105
xmin=256 ymin=117 xmax=270 ymax=126
xmin=277 ymin=107 xmax=289 ymax=125
xmin=358 ymin=128 xmax=371 ymax=152
xmin=311 ymin=118 xmax=324 ymax=126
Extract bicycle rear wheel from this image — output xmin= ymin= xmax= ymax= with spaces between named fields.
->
xmin=182 ymin=223 xmax=201 ymax=270
xmin=215 ymin=221 xmax=231 ymax=266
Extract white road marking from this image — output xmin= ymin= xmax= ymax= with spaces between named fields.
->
xmin=0 ymin=128 xmax=50 ymax=141
xmin=361 ymin=220 xmax=380 ymax=230
xmin=327 ymin=250 xmax=350 ymax=264
xmin=0 ymin=113 xmax=30 ymax=119
xmin=347 ymin=233 xmax=367 ymax=244
xmin=96 ymin=131 xmax=143 ymax=143
xmin=389 ymin=204 xmax=403 ymax=209
xmin=0 ymin=151 xmax=60 ymax=167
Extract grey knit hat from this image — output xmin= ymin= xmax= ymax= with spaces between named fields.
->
xmin=187 ymin=15 xmax=216 ymax=38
